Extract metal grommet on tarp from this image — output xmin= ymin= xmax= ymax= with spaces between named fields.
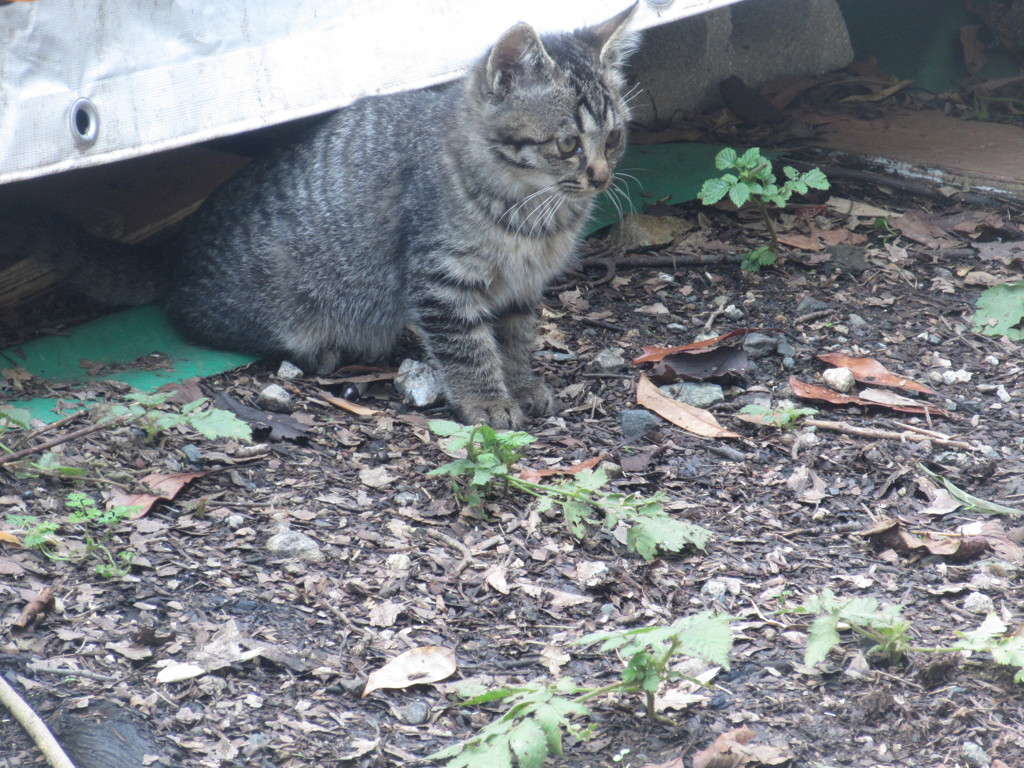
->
xmin=69 ymin=98 xmax=99 ymax=147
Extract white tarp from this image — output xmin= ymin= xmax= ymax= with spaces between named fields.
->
xmin=0 ymin=0 xmax=741 ymax=185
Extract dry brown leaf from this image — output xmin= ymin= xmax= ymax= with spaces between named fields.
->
xmin=641 ymin=758 xmax=684 ymax=768
xmin=637 ymin=374 xmax=740 ymax=439
xmin=484 ymin=564 xmax=510 ymax=595
xmin=892 ymin=210 xmax=959 ymax=250
xmin=963 ymin=271 xmax=1009 ymax=287
xmin=786 ymin=466 xmax=827 ymax=504
xmin=517 ymin=581 xmax=593 ymax=607
xmin=826 ymin=196 xmax=899 ymax=219
xmin=776 ymin=232 xmax=823 ymax=250
xmin=790 ymin=377 xmax=949 ymax=417
xmin=11 ymin=587 xmax=54 ymax=637
xmin=840 ymin=78 xmax=915 ymax=102
xmin=0 ymin=530 xmax=23 ymax=546
xmin=359 ymin=466 xmax=396 ymax=489
xmin=860 ymin=519 xmax=992 ymax=563
xmin=692 ymin=725 xmax=755 ymax=768
xmin=816 ymin=353 xmax=935 ymax=395
xmin=632 ymin=329 xmax=765 ymax=364
xmin=317 ymin=389 xmax=380 ymax=417
xmin=108 ymin=471 xmax=212 ymax=518
xmin=517 ymin=455 xmax=602 ymax=484
xmin=636 ymin=302 xmax=670 ymax=315
xmin=817 ymin=228 xmax=866 ymax=246
xmin=362 ymin=646 xmax=457 ymax=696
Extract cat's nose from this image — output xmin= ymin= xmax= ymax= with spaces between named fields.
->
xmin=586 ymin=162 xmax=611 ymax=190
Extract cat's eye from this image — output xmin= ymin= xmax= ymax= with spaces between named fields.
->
xmin=606 ymin=129 xmax=623 ymax=149
xmin=556 ymin=135 xmax=581 ymax=156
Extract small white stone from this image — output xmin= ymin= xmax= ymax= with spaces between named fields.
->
xmin=996 ymin=385 xmax=1010 ymax=403
xmin=822 ymin=366 xmax=856 ymax=393
xmin=257 ymin=383 xmax=293 ymax=413
xmin=394 ymin=359 xmax=443 ymax=408
xmin=592 ymin=347 xmax=626 ymax=372
xmin=266 ymin=525 xmax=324 ymax=563
xmin=962 ymin=591 xmax=995 ymax=615
xmin=386 ymin=553 xmax=412 ymax=571
xmin=276 ymin=360 xmax=304 ymax=379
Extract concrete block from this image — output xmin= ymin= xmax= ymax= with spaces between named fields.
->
xmin=629 ymin=0 xmax=854 ymax=124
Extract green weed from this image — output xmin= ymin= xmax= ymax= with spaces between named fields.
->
xmin=428 ymin=421 xmax=712 ymax=560
xmin=698 ymin=147 xmax=830 ymax=271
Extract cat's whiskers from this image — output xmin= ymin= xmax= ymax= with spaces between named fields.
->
xmin=621 ymin=83 xmax=644 ymax=108
xmin=502 ymin=183 xmax=559 ymax=233
xmin=531 ymin=193 xmax=565 ymax=237
xmin=522 ymin=191 xmax=559 ymax=237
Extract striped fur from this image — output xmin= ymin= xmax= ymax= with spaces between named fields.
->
xmin=29 ymin=6 xmax=638 ymax=428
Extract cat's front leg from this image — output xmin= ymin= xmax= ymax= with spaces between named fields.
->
xmin=417 ymin=310 xmax=526 ymax=429
xmin=495 ymin=305 xmax=555 ymax=418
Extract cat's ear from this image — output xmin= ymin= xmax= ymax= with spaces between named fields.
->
xmin=485 ymin=23 xmax=555 ymax=97
xmin=579 ymin=2 xmax=639 ymax=69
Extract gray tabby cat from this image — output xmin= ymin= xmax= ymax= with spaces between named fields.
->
xmin=24 ymin=5 xmax=638 ymax=428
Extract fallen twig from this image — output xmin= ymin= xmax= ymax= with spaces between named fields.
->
xmin=0 ymin=673 xmax=78 ymax=768
xmin=27 ymin=665 xmax=118 ymax=684
xmin=12 ymin=412 xmax=85 ymax=450
xmin=0 ymin=416 xmax=128 ymax=466
xmin=804 ymin=418 xmax=977 ymax=450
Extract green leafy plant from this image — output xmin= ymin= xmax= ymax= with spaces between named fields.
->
xmin=790 ymin=589 xmax=912 ymax=665
xmin=65 ymin=492 xmax=139 ymax=578
xmin=786 ymin=590 xmax=1024 ymax=682
xmin=698 ymin=147 xmax=830 ymax=272
xmin=428 ymin=421 xmax=712 ymax=560
xmin=110 ymin=392 xmax=252 ymax=443
xmin=953 ymin=614 xmax=1024 ymax=683
xmin=971 ymin=282 xmax=1024 ymax=341
xmin=739 ymin=403 xmax=818 ymax=430
xmin=3 ymin=514 xmax=60 ymax=556
xmin=0 ymin=407 xmax=86 ymax=480
xmin=0 ymin=406 xmax=32 ymax=432
xmin=431 ymin=612 xmax=733 ymax=767
xmin=872 ymin=216 xmax=899 ymax=243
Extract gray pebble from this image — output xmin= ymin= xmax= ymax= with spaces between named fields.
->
xmin=963 ymin=592 xmax=994 ymax=615
xmin=659 ymin=382 xmax=725 ymax=409
xmin=621 ymin=409 xmax=662 ymax=440
xmin=182 ymin=444 xmax=204 ymax=466
xmin=276 ymin=360 xmax=305 ymax=379
xmin=401 ymin=701 xmax=431 ymax=726
xmin=257 ymin=383 xmax=293 ymax=413
xmin=592 ymin=347 xmax=627 ymax=372
xmin=394 ymin=359 xmax=443 ymax=408
xmin=782 ymin=356 xmax=796 ymax=370
xmin=796 ymin=296 xmax=829 ymax=314
xmin=742 ymin=332 xmax=777 ymax=360
xmin=266 ymin=526 xmax=324 ymax=563
xmin=847 ymin=313 xmax=868 ymax=328
xmin=961 ymin=741 xmax=991 ymax=768
xmin=776 ymin=340 xmax=797 ymax=358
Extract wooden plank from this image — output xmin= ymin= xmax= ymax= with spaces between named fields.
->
xmin=805 ymin=106 xmax=1024 ymax=200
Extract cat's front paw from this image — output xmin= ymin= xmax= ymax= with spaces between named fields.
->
xmin=458 ymin=398 xmax=526 ymax=430
xmin=511 ymin=378 xmax=556 ymax=417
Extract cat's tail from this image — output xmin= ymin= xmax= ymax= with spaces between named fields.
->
xmin=1 ymin=207 xmax=169 ymax=306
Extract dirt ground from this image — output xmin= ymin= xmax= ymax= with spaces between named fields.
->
xmin=3 ymin=135 xmax=1024 ymax=767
